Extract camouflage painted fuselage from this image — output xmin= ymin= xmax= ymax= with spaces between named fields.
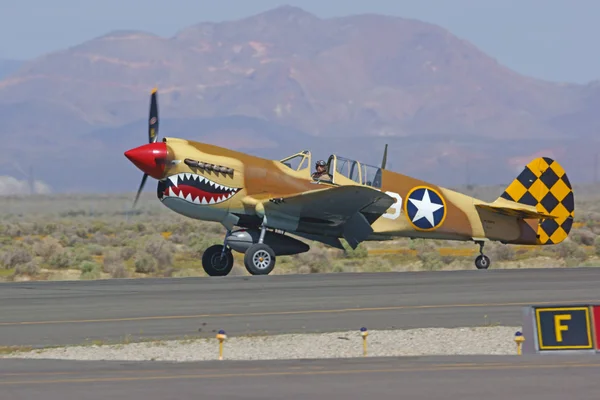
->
xmin=156 ymin=137 xmax=574 ymax=248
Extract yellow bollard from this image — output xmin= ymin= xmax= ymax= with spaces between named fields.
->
xmin=217 ymin=330 xmax=227 ymax=360
xmin=360 ymin=327 xmax=368 ymax=356
xmin=514 ymin=331 xmax=524 ymax=355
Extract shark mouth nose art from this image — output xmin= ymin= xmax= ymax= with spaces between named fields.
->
xmin=158 ymin=173 xmax=240 ymax=205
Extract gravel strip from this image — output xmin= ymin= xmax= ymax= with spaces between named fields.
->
xmin=1 ymin=326 xmax=522 ymax=361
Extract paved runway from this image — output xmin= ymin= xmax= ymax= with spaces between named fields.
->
xmin=2 ymin=267 xmax=600 ymax=347
xmin=2 ymin=355 xmax=600 ymax=399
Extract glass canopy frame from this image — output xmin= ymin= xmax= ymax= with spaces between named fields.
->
xmin=279 ymin=151 xmax=383 ymax=188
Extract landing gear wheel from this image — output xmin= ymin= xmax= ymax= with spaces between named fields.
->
xmin=475 ymin=254 xmax=490 ymax=270
xmin=202 ymin=244 xmax=234 ymax=276
xmin=244 ymin=243 xmax=276 ymax=275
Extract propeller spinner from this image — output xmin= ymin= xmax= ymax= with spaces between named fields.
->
xmin=124 ymin=88 xmax=168 ymax=209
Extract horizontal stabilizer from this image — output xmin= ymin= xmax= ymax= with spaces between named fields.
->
xmin=476 ymin=201 xmax=556 ymax=220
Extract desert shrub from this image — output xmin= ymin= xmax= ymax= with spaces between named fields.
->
xmin=134 ymin=253 xmax=158 ymax=274
xmin=109 ymin=264 xmax=129 ymax=278
xmin=120 ymin=246 xmax=136 ymax=261
xmin=417 ymin=250 xmax=443 ymax=270
xmin=86 ymin=244 xmax=104 ymax=256
xmin=102 ymin=254 xmax=128 ymax=278
xmin=90 ymin=233 xmax=112 ymax=246
xmin=144 ymin=236 xmax=174 ymax=267
xmin=1 ymin=247 xmax=32 ymax=269
xmin=206 ymin=223 xmax=225 ymax=234
xmin=489 ymin=243 xmax=516 ymax=261
xmin=171 ymin=221 xmax=195 ymax=235
xmin=292 ymin=247 xmax=333 ymax=273
xmin=48 ymin=250 xmax=73 ymax=269
xmin=168 ymin=233 xmax=186 ymax=244
xmin=22 ymin=235 xmax=37 ymax=245
xmin=31 ymin=222 xmax=58 ymax=235
xmin=80 ymin=260 xmax=101 ymax=280
xmin=554 ymin=239 xmax=586 ymax=260
xmin=70 ymin=246 xmax=93 ymax=264
xmin=74 ymin=228 xmax=89 ymax=239
xmin=571 ymin=229 xmax=596 ymax=246
xmin=186 ymin=233 xmax=222 ymax=254
xmin=33 ymin=236 xmax=63 ymax=262
xmin=439 ymin=253 xmax=458 ymax=264
xmin=14 ymin=260 xmax=40 ymax=277
xmin=4 ymin=223 xmax=28 ymax=237
xmin=102 ymin=250 xmax=124 ymax=273
xmin=59 ymin=234 xmax=83 ymax=247
xmin=133 ymin=223 xmax=147 ymax=233
xmin=80 ymin=260 xmax=99 ymax=273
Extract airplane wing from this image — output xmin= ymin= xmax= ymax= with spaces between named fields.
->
xmin=263 ymin=185 xmax=396 ymax=249
xmin=475 ymin=204 xmax=556 ymax=219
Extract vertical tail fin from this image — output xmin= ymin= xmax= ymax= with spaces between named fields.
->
xmin=498 ymin=157 xmax=574 ymax=244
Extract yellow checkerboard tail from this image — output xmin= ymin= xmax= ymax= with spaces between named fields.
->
xmin=499 ymin=157 xmax=575 ymax=245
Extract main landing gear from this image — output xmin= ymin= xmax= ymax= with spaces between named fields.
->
xmin=200 ymin=224 xmax=277 ymax=277
xmin=242 ymin=223 xmax=276 ymax=275
xmin=474 ymin=240 xmax=490 ymax=270
xmin=243 ymin=243 xmax=276 ymax=275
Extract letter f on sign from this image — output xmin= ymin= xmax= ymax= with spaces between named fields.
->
xmin=554 ymin=314 xmax=571 ymax=342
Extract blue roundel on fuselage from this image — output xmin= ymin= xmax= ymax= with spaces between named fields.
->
xmin=404 ymin=186 xmax=446 ymax=231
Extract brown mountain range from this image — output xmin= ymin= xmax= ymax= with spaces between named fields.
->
xmin=0 ymin=59 xmax=22 ymax=80
xmin=0 ymin=5 xmax=598 ymax=193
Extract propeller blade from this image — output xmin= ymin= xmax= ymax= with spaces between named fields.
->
xmin=133 ymin=173 xmax=148 ymax=209
xmin=149 ymin=88 xmax=159 ymax=143
xmin=130 ymin=88 xmax=160 ymax=213
xmin=381 ymin=144 xmax=388 ymax=170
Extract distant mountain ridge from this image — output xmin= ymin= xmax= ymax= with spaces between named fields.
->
xmin=0 ymin=59 xmax=23 ymax=80
xmin=0 ymin=5 xmax=598 ymax=194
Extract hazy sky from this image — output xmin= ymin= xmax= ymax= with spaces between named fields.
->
xmin=2 ymin=0 xmax=598 ymax=83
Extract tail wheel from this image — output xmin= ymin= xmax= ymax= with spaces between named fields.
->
xmin=202 ymin=244 xmax=234 ymax=276
xmin=475 ymin=254 xmax=490 ymax=270
xmin=244 ymin=243 xmax=276 ymax=275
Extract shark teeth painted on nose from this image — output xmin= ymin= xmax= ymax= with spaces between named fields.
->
xmin=158 ymin=172 xmax=240 ymax=205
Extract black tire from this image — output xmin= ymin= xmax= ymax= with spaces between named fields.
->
xmin=202 ymin=244 xmax=234 ymax=276
xmin=475 ymin=254 xmax=491 ymax=270
xmin=243 ymin=243 xmax=276 ymax=275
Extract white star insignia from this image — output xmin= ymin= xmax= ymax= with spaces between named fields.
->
xmin=408 ymin=189 xmax=443 ymax=227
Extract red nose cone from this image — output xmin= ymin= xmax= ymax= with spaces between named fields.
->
xmin=124 ymin=142 xmax=168 ymax=179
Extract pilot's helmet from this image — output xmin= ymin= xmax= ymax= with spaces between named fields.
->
xmin=315 ymin=160 xmax=326 ymax=168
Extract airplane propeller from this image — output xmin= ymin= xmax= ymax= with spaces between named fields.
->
xmin=132 ymin=88 xmax=159 ymax=209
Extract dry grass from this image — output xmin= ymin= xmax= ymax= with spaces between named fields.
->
xmin=1 ymin=183 xmax=599 ymax=282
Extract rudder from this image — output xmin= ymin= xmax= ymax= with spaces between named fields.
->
xmin=499 ymin=157 xmax=574 ymax=244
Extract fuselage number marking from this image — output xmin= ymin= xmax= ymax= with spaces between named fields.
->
xmin=382 ymin=191 xmax=403 ymax=220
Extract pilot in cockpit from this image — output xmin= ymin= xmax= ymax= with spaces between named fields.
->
xmin=312 ymin=160 xmax=331 ymax=181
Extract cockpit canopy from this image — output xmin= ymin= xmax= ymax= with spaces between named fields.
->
xmin=279 ymin=150 xmax=310 ymax=171
xmin=279 ymin=151 xmax=383 ymax=189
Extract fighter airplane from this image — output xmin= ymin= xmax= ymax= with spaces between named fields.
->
xmin=124 ymin=89 xmax=575 ymax=276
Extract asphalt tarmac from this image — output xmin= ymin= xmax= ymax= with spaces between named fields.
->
xmin=2 ymin=355 xmax=599 ymax=399
xmin=2 ymin=267 xmax=600 ymax=347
